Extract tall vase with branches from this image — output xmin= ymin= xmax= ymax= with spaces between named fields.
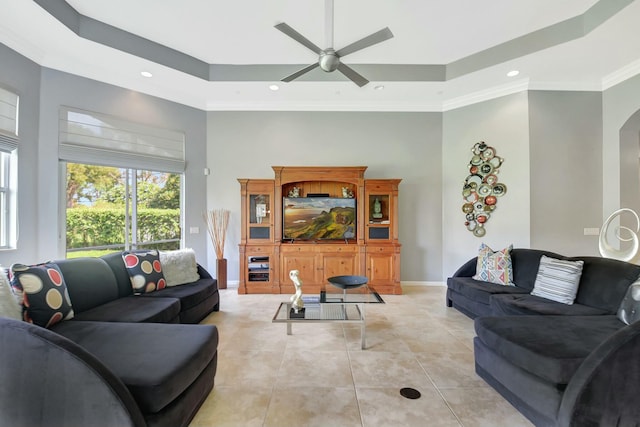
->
xmin=204 ymin=209 xmax=230 ymax=289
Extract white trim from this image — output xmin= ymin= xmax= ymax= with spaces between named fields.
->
xmin=602 ymin=58 xmax=640 ymax=90
xmin=401 ymin=281 xmax=446 ymax=287
xmin=442 ymin=79 xmax=530 ymax=111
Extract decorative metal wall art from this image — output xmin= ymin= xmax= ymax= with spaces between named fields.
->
xmin=462 ymin=141 xmax=507 ymax=237
xmin=599 ymin=208 xmax=640 ymax=262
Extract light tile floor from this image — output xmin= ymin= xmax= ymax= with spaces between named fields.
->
xmin=191 ymin=286 xmax=533 ymax=427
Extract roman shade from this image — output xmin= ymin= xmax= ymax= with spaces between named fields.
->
xmin=0 ymin=86 xmax=19 ymax=153
xmin=58 ymin=107 xmax=185 ymax=173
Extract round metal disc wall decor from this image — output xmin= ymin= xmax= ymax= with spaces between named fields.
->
xmin=462 ymin=141 xmax=506 ymax=237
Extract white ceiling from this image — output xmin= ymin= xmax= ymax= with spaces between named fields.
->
xmin=2 ymin=0 xmax=640 ymax=111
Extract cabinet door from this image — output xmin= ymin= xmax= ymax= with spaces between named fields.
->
xmin=240 ymin=246 xmax=274 ymax=294
xmin=366 ymin=251 xmax=395 ymax=286
xmin=364 ymin=179 xmax=400 ymax=244
xmin=281 ymin=249 xmax=318 ymax=285
xmin=322 ymin=252 xmax=359 ymax=281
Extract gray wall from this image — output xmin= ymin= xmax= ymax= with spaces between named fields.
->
xmin=0 ymin=44 xmax=41 ymax=267
xmin=0 ymin=47 xmax=208 ymax=267
xmin=442 ymin=92 xmax=532 ymax=277
xmin=603 ymin=74 xmax=640 ymax=219
xmin=206 ymin=111 xmax=443 ymax=282
xmin=528 ymin=91 xmax=603 ymax=255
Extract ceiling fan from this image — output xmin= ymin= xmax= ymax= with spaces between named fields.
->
xmin=274 ymin=0 xmax=393 ymax=87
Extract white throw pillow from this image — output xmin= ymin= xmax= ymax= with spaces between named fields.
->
xmin=0 ymin=266 xmax=22 ymax=320
xmin=530 ymin=255 xmax=584 ymax=305
xmin=159 ymin=249 xmax=200 ymax=287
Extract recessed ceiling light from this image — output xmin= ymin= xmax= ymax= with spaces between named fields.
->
xmin=140 ymin=71 xmax=153 ymax=78
xmin=374 ymin=85 xmax=385 ymax=91
xmin=269 ymin=84 xmax=280 ymax=91
xmin=507 ymin=70 xmax=520 ymax=77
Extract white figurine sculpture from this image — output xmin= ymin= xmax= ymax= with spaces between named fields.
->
xmin=289 ymin=269 xmax=304 ymax=313
xmin=599 ymin=208 xmax=640 ymax=262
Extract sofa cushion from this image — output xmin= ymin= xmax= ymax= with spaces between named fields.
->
xmin=51 ymin=321 xmax=219 ymax=414
xmin=101 ymin=252 xmax=137 ymax=298
xmin=509 ymin=249 xmax=564 ymax=291
xmin=473 ymin=243 xmax=514 ymax=286
xmin=69 ymin=295 xmax=180 ymax=323
xmin=573 ymin=256 xmax=640 ymax=313
xmin=55 ymin=257 xmax=121 ymax=314
xmin=447 ymin=277 xmax=528 ymax=305
xmin=122 ymin=250 xmax=167 ymax=295
xmin=530 ymin=256 xmax=584 ymax=304
xmin=475 ymin=315 xmax=624 ymax=385
xmin=141 ymin=278 xmax=214 ymax=312
xmin=490 ymin=293 xmax=609 ymax=316
xmin=617 ymin=278 xmax=640 ymax=325
xmin=159 ymin=249 xmax=200 ymax=287
xmin=9 ymin=263 xmax=74 ymax=328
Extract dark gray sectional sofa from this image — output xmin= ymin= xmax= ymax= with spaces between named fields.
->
xmin=0 ymin=252 xmax=220 ymax=427
xmin=447 ymin=248 xmax=640 ymax=427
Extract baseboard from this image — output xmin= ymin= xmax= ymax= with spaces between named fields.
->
xmin=401 ymin=281 xmax=445 ymax=287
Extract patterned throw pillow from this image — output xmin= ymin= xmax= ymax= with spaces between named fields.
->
xmin=9 ymin=263 xmax=74 ymax=328
xmin=122 ymin=250 xmax=167 ymax=295
xmin=617 ymin=279 xmax=640 ymax=325
xmin=530 ymin=255 xmax=584 ymax=305
xmin=473 ymin=243 xmax=514 ymax=286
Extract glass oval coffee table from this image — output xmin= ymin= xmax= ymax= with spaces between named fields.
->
xmin=272 ymin=282 xmax=384 ymax=349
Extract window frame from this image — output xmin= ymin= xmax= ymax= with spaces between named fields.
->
xmin=0 ymin=150 xmax=16 ymax=249
xmin=62 ymin=161 xmax=184 ymax=256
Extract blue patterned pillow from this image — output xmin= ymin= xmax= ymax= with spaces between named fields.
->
xmin=473 ymin=243 xmax=514 ymax=286
xmin=122 ymin=250 xmax=167 ymax=295
xmin=9 ymin=263 xmax=74 ymax=328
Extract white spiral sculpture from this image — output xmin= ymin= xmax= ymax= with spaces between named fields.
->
xmin=599 ymin=208 xmax=640 ymax=262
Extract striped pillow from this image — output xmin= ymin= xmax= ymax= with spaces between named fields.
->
xmin=531 ymin=255 xmax=584 ymax=305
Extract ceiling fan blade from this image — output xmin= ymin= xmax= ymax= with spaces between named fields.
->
xmin=282 ymin=63 xmax=320 ymax=82
xmin=275 ymin=23 xmax=323 ymax=55
xmin=335 ymin=27 xmax=394 ymax=58
xmin=337 ymin=63 xmax=369 ymax=87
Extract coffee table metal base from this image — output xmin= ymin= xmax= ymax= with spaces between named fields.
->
xmin=273 ymin=302 xmax=367 ymax=349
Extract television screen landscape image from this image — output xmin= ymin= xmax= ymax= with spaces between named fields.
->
xmin=283 ymin=197 xmax=356 ymax=240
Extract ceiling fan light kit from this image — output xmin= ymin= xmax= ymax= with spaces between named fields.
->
xmin=275 ymin=0 xmax=393 ymax=87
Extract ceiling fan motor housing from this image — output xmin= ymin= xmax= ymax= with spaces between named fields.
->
xmin=319 ymin=49 xmax=340 ymax=72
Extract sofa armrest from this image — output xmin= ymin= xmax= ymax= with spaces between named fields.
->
xmin=557 ymin=320 xmax=640 ymax=427
xmin=0 ymin=318 xmax=146 ymax=427
xmin=451 ymin=257 xmax=477 ymax=278
xmin=197 ymin=263 xmax=213 ymax=280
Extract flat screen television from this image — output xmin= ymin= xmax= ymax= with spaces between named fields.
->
xmin=282 ymin=197 xmax=356 ymax=240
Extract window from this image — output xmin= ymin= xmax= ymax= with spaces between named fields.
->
xmin=0 ymin=151 xmax=10 ymax=248
xmin=58 ymin=107 xmax=186 ymax=258
xmin=0 ymin=85 xmax=19 ymax=249
xmin=65 ymin=163 xmax=182 ymax=257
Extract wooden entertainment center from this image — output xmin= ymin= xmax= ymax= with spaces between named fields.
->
xmin=238 ymin=166 xmax=401 ymax=295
